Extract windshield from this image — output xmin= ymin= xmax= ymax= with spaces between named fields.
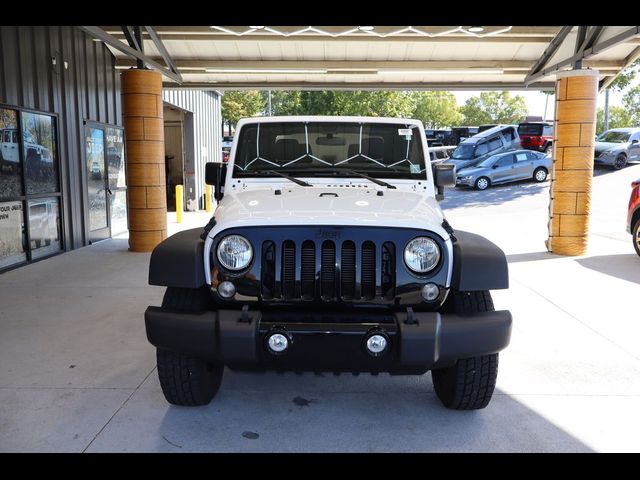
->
xmin=518 ymin=124 xmax=544 ymax=136
xmin=451 ymin=143 xmax=475 ymax=159
xmin=476 ymin=156 xmax=498 ymax=168
xmin=233 ymin=121 xmax=427 ymax=179
xmin=597 ymin=131 xmax=631 ymax=143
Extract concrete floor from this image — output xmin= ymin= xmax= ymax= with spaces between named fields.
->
xmin=1 ymin=164 xmax=640 ymax=452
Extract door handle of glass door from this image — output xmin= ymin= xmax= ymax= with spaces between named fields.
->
xmin=107 ymin=188 xmax=113 ymax=195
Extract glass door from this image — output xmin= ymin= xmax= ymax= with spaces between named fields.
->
xmin=85 ymin=125 xmax=110 ymax=242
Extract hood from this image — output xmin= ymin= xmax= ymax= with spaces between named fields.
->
xmin=444 ymin=158 xmax=479 ymax=170
xmin=595 ymin=141 xmax=626 ymax=154
xmin=209 ymin=185 xmax=449 ymax=240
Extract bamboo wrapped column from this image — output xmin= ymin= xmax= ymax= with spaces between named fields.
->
xmin=547 ymin=69 xmax=599 ymax=256
xmin=121 ymin=69 xmax=167 ymax=252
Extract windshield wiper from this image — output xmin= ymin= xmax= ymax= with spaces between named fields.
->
xmin=253 ymin=169 xmax=312 ymax=187
xmin=339 ymin=169 xmax=397 ymax=189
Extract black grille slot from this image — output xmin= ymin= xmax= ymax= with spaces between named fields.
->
xmin=381 ymin=242 xmax=396 ymax=300
xmin=261 ymin=241 xmax=276 ymax=299
xmin=282 ymin=241 xmax=296 ymax=299
xmin=341 ymin=241 xmax=356 ymax=300
xmin=321 ymin=240 xmax=336 ymax=300
xmin=361 ymin=241 xmax=376 ymax=300
xmin=301 ymin=241 xmax=316 ymax=300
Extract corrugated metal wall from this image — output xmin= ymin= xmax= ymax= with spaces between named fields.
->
xmin=162 ymin=89 xmax=221 ymax=207
xmin=0 ymin=25 xmax=122 ymax=250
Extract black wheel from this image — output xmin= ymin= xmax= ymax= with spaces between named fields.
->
xmin=543 ymin=143 xmax=552 ymax=154
xmin=156 ymin=287 xmax=223 ymax=406
xmin=474 ymin=176 xmax=490 ymax=190
xmin=614 ymin=153 xmax=627 ymax=170
xmin=533 ymin=167 xmax=548 ymax=182
xmin=432 ymin=290 xmax=499 ymax=410
xmin=633 ymin=218 xmax=640 ymax=257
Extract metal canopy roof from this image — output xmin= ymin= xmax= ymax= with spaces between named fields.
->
xmin=92 ymin=26 xmax=640 ymax=91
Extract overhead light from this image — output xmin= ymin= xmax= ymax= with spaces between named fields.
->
xmin=468 ymin=26 xmax=484 ymax=33
xmin=249 ymin=26 xmax=264 ymax=29
xmin=380 ymin=69 xmax=503 ymax=75
xmin=205 ymin=68 xmax=328 ymax=74
xmin=358 ymin=26 xmax=375 ymax=32
xmin=92 ymin=38 xmax=102 ymax=42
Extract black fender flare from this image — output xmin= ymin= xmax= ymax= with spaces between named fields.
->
xmin=148 ymin=228 xmax=206 ymax=288
xmin=450 ymin=230 xmax=509 ymax=291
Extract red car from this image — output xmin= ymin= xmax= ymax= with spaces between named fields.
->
xmin=628 ymin=178 xmax=640 ymax=256
xmin=518 ymin=122 xmax=554 ymax=154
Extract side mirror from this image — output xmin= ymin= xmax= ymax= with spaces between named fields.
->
xmin=632 ymin=139 xmax=639 ymax=144
xmin=434 ymin=163 xmax=456 ymax=201
xmin=492 ymin=164 xmax=499 ymax=169
xmin=205 ymin=162 xmax=226 ymax=201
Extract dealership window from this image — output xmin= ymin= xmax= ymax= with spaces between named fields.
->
xmin=0 ymin=105 xmax=62 ymax=271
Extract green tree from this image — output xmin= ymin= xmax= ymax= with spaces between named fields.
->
xmin=294 ymin=90 xmax=416 ymax=117
xmin=622 ymin=85 xmax=640 ymax=126
xmin=262 ymin=91 xmax=303 ymax=116
xmin=411 ymin=91 xmax=462 ymax=128
xmin=608 ymin=59 xmax=640 ymax=92
xmin=460 ymin=91 xmax=528 ymax=125
xmin=596 ymin=106 xmax=634 ymax=133
xmin=221 ymin=90 xmax=265 ymax=127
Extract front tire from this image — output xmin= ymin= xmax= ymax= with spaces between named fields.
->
xmin=156 ymin=287 xmax=223 ymax=406
xmin=432 ymin=290 xmax=499 ymax=410
xmin=614 ymin=153 xmax=627 ymax=170
xmin=533 ymin=167 xmax=548 ymax=182
xmin=633 ymin=218 xmax=640 ymax=257
xmin=474 ymin=176 xmax=490 ymax=190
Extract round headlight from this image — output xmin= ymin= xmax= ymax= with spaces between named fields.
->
xmin=404 ymin=237 xmax=440 ymax=274
xmin=217 ymin=235 xmax=253 ymax=271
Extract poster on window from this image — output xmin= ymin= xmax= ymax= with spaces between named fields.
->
xmin=22 ymin=112 xmax=58 ymax=195
xmin=0 ymin=108 xmax=23 ymax=199
xmin=29 ymin=197 xmax=61 ymax=260
xmin=0 ymin=201 xmax=27 ymax=268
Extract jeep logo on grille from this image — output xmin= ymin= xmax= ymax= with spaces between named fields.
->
xmin=315 ymin=229 xmax=341 ymax=240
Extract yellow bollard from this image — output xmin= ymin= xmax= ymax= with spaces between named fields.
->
xmin=175 ymin=185 xmax=183 ymax=223
xmin=205 ymin=184 xmax=212 ymax=213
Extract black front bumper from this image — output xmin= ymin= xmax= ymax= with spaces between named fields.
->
xmin=145 ymin=306 xmax=512 ymax=374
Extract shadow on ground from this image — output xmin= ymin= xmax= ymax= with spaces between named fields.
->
xmin=440 ymin=181 xmax=549 ymax=209
xmin=575 ymin=254 xmax=640 ymax=284
xmin=132 ymin=371 xmax=595 ymax=453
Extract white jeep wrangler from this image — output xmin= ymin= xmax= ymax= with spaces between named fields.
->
xmin=145 ymin=116 xmax=511 ymax=410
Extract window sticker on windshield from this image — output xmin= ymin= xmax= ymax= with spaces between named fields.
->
xmin=410 ymin=164 xmax=420 ymax=173
xmin=398 ymin=128 xmax=412 ymax=136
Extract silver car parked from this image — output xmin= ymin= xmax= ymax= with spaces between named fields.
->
xmin=594 ymin=128 xmax=640 ymax=170
xmin=456 ymin=149 xmax=551 ymax=190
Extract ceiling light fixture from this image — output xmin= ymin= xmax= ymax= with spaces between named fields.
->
xmin=249 ymin=26 xmax=265 ymax=29
xmin=358 ymin=26 xmax=375 ymax=32
xmin=205 ymin=68 xmax=328 ymax=74
xmin=380 ymin=68 xmax=503 ymax=75
xmin=468 ymin=26 xmax=484 ymax=33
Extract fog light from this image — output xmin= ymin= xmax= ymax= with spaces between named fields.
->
xmin=267 ymin=333 xmax=289 ymax=354
xmin=365 ymin=334 xmax=388 ymax=356
xmin=218 ymin=281 xmax=236 ymax=299
xmin=421 ymin=283 xmax=440 ymax=302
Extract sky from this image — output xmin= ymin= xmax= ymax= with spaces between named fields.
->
xmin=452 ymin=77 xmax=639 ymax=122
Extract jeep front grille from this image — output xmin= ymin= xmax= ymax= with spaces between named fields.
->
xmin=260 ymin=238 xmax=396 ymax=302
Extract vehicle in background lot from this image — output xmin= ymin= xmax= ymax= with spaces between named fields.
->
xmin=145 ymin=116 xmax=512 ymax=411
xmin=222 ymin=148 xmax=230 ymax=164
xmin=456 ymin=149 xmax=551 ymax=190
xmin=594 ymin=128 xmax=640 ymax=170
xmin=448 ymin=126 xmax=479 ymax=146
xmin=222 ymin=136 xmax=234 ymax=149
xmin=442 ymin=125 xmax=520 ymax=171
xmin=425 ymin=129 xmax=453 ymax=146
xmin=628 ymin=177 xmax=640 ymax=256
xmin=518 ymin=122 xmax=554 ymax=154
xmin=478 ymin=124 xmax=499 ymax=133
